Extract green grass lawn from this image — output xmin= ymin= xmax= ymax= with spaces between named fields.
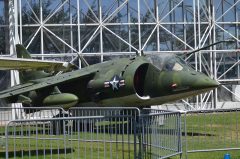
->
xmin=0 ymin=111 xmax=240 ymax=159
xmin=2 ymin=136 xmax=136 ymax=159
xmin=173 ymin=111 xmax=240 ymax=159
xmin=1 ymin=121 xmax=137 ymax=159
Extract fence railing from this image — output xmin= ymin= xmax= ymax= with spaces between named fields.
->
xmin=0 ymin=106 xmax=64 ymax=134
xmin=1 ymin=107 xmax=182 ymax=159
xmin=2 ymin=107 xmax=240 ymax=158
xmin=140 ymin=109 xmax=182 ymax=159
xmin=183 ymin=109 xmax=240 ymax=159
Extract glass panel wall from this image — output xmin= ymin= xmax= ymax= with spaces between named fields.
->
xmin=0 ymin=0 xmax=9 ymax=55
xmin=2 ymin=0 xmax=240 ymax=109
xmin=0 ymin=0 xmax=10 ymax=107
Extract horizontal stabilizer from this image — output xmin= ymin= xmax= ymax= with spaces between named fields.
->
xmin=0 ymin=57 xmax=76 ymax=72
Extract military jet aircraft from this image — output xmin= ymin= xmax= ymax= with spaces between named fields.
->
xmin=0 ymin=43 xmax=220 ymax=109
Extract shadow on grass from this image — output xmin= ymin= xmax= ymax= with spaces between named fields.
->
xmin=3 ymin=148 xmax=74 ymax=158
xmin=183 ymin=132 xmax=215 ymax=136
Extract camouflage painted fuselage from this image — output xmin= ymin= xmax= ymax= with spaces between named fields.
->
xmin=1 ymin=54 xmax=219 ymax=108
xmin=79 ymin=55 xmax=218 ymax=107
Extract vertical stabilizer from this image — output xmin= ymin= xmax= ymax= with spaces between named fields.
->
xmin=15 ymin=44 xmax=50 ymax=83
xmin=16 ymin=44 xmax=32 ymax=59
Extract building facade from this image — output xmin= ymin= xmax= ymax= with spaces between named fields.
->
xmin=0 ymin=0 xmax=240 ymax=109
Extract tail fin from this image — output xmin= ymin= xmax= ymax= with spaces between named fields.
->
xmin=16 ymin=44 xmax=32 ymax=59
xmin=16 ymin=44 xmax=50 ymax=83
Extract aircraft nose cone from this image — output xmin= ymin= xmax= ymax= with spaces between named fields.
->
xmin=192 ymin=75 xmax=219 ymax=90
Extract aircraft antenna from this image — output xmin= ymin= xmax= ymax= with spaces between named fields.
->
xmin=184 ymin=40 xmax=235 ymax=56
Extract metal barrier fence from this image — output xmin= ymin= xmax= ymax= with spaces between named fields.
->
xmin=183 ymin=109 xmax=240 ymax=159
xmin=0 ymin=106 xmax=64 ymax=133
xmin=0 ymin=107 xmax=65 ymax=158
xmin=69 ymin=107 xmax=182 ymax=159
xmin=0 ymin=106 xmax=64 ymax=120
xmin=2 ymin=107 xmax=240 ymax=159
xmin=69 ymin=107 xmax=140 ymax=136
xmin=140 ymin=109 xmax=182 ymax=159
xmin=1 ymin=107 xmax=182 ymax=159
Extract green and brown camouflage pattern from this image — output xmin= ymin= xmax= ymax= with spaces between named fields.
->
xmin=0 ymin=45 xmax=219 ymax=109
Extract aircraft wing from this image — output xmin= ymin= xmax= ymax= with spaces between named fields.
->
xmin=0 ymin=68 xmax=97 ymax=99
xmin=0 ymin=57 xmax=76 ymax=72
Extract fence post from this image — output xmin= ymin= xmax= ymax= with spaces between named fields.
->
xmin=5 ymin=122 xmax=10 ymax=159
xmin=178 ymin=112 xmax=183 ymax=159
xmin=138 ymin=112 xmax=142 ymax=159
xmin=184 ymin=112 xmax=188 ymax=159
xmin=134 ymin=113 xmax=137 ymax=159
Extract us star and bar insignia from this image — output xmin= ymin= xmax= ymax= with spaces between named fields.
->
xmin=104 ymin=75 xmax=125 ymax=91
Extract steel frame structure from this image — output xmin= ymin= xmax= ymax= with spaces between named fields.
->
xmin=1 ymin=0 xmax=240 ymax=110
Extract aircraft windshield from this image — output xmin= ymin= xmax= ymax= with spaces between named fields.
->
xmin=146 ymin=55 xmax=165 ymax=70
xmin=147 ymin=54 xmax=192 ymax=72
xmin=164 ymin=58 xmax=184 ymax=71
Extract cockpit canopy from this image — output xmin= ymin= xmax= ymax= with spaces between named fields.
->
xmin=146 ymin=54 xmax=194 ymax=72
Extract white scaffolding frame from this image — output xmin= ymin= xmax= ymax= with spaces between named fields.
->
xmin=3 ymin=0 xmax=240 ymax=110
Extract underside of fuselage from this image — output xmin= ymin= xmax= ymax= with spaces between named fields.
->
xmin=78 ymin=87 xmax=216 ymax=107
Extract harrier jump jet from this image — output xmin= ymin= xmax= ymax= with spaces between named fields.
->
xmin=0 ymin=43 xmax=221 ymax=109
